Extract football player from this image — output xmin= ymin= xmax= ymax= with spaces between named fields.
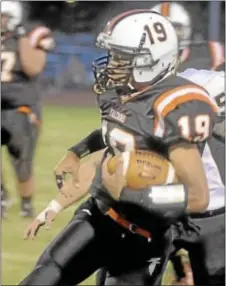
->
xmin=1 ymin=1 xmax=55 ymax=217
xmin=96 ymin=68 xmax=225 ymax=286
xmin=151 ymin=2 xmax=225 ymax=71
xmin=20 ymin=10 xmax=217 ymax=286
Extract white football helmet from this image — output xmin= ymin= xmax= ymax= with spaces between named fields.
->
xmin=1 ymin=1 xmax=23 ymax=32
xmin=93 ymin=10 xmax=179 ymax=93
xmin=151 ymin=3 xmax=192 ymax=50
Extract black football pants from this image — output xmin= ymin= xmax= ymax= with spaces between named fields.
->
xmin=19 ymin=198 xmax=173 ymax=286
xmin=176 ymin=211 xmax=225 ymax=286
xmin=1 ymin=106 xmax=41 ymax=182
xmin=96 ymin=211 xmax=225 ymax=286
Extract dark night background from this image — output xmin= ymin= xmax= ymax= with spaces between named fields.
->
xmin=24 ymin=1 xmax=225 ymax=41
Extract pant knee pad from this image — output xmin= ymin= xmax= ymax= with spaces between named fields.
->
xmin=16 ymin=161 xmax=32 ymax=182
xmin=96 ymin=268 xmax=107 ymax=286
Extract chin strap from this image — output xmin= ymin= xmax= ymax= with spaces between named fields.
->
xmin=93 ymin=83 xmax=105 ymax=95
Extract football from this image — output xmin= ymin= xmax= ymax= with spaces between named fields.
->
xmin=29 ymin=26 xmax=55 ymax=51
xmin=107 ymin=150 xmax=178 ymax=189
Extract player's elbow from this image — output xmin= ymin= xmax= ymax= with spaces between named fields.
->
xmin=23 ymin=54 xmax=46 ymax=77
xmin=187 ymin=186 xmax=209 ymax=213
xmin=198 ymin=191 xmax=209 ymax=211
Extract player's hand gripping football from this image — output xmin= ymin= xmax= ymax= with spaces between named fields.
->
xmin=101 ymin=154 xmax=127 ymax=200
xmin=54 ymin=151 xmax=80 ymax=197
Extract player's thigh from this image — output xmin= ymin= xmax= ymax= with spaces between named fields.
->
xmin=105 ymin=256 xmax=170 ymax=286
xmin=106 ymin=227 xmax=173 ymax=286
xmin=37 ymin=198 xmax=105 ymax=286
xmin=1 ymin=110 xmax=14 ymax=146
xmin=1 ymin=128 xmax=11 ymax=146
xmin=189 ymin=213 xmax=225 ymax=285
xmin=7 ymin=111 xmax=40 ymax=181
xmin=96 ymin=268 xmax=107 ymax=286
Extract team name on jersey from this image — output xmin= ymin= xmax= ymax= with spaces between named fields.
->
xmin=109 ymin=108 xmax=127 ymax=123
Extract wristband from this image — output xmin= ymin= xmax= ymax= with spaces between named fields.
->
xmin=36 ymin=200 xmax=63 ymax=223
xmin=68 ymin=129 xmax=105 ymax=158
xmin=49 ymin=200 xmax=63 ymax=213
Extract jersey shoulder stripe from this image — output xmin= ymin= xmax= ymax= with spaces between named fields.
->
xmin=153 ymin=84 xmax=218 ymax=116
xmin=153 ymin=84 xmax=218 ymax=138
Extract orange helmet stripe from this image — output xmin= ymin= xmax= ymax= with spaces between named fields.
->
xmin=104 ymin=9 xmax=154 ymax=35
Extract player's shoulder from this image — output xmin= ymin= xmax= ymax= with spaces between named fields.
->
xmin=152 ymin=74 xmax=217 ymax=115
xmin=152 ymin=75 xmax=218 ymax=144
xmin=151 ymin=74 xmax=193 ymax=97
xmin=179 ymin=68 xmax=224 ymax=86
xmin=151 ymin=74 xmax=209 ymax=101
xmin=140 ymin=74 xmax=199 ymax=107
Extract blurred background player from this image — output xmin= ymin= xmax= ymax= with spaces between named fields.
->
xmin=1 ymin=1 xmax=55 ymax=218
xmin=151 ymin=1 xmax=225 ymax=71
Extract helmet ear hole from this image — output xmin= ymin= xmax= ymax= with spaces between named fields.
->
xmin=134 ymin=55 xmax=152 ymax=68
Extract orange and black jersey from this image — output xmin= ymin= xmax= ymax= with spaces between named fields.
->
xmin=88 ymin=76 xmax=218 ymax=227
xmin=98 ymin=75 xmax=218 ymax=157
xmin=1 ymin=33 xmax=30 ymax=84
xmin=1 ymin=31 xmax=42 ymax=109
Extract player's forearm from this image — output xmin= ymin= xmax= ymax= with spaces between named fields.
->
xmin=56 ymin=153 xmax=100 ymax=207
xmin=37 ymin=184 xmax=89 ymax=222
xmin=169 ymin=143 xmax=210 ymax=213
xmin=38 ymin=154 xmax=99 ymax=217
xmin=119 ymin=182 xmax=209 ymax=219
xmin=18 ymin=37 xmax=46 ymax=77
xmin=55 ymin=188 xmax=88 ymax=209
xmin=119 ymin=184 xmax=188 ymax=220
xmin=68 ymin=129 xmax=106 ymax=159
xmin=185 ymin=185 xmax=209 ymax=213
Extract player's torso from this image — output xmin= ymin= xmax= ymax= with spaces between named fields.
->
xmin=97 ymin=74 xmax=223 ymax=216
xmin=1 ymin=34 xmax=29 ymax=84
xmin=98 ymin=76 xmax=191 ymax=159
xmin=95 ymin=76 xmax=198 ymax=228
xmin=100 ymin=98 xmax=166 ymax=157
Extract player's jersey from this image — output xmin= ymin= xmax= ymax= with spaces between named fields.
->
xmin=178 ymin=68 xmax=225 ymax=211
xmin=1 ymin=31 xmax=44 ymax=110
xmin=99 ymin=75 xmax=217 ymax=154
xmin=1 ymin=33 xmax=30 ymax=84
xmin=91 ymin=75 xmax=218 ymax=224
xmin=178 ymin=68 xmax=225 ymax=116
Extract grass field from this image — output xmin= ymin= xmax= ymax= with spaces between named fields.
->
xmin=2 ymin=105 xmax=175 ymax=285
